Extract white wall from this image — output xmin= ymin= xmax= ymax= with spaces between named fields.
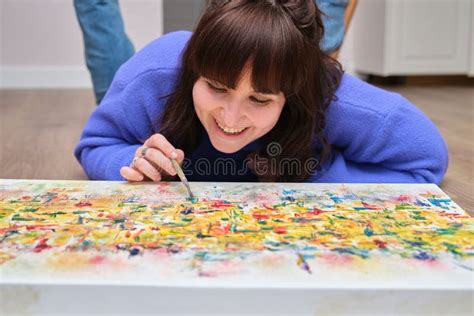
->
xmin=0 ymin=0 xmax=163 ymax=88
xmin=0 ymin=0 xmax=358 ymax=89
xmin=338 ymin=24 xmax=356 ymax=76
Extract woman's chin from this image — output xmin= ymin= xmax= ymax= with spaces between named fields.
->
xmin=209 ymin=137 xmax=244 ymax=154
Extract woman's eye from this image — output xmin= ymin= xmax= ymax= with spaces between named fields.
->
xmin=207 ymin=82 xmax=226 ymax=93
xmin=250 ymin=96 xmax=270 ymax=105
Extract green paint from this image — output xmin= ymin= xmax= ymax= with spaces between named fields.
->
xmin=443 ymin=242 xmax=462 ymax=256
xmin=394 ymin=203 xmax=412 ymax=210
xmin=410 ymin=211 xmax=426 ymax=220
xmin=20 ymin=207 xmax=38 ymax=213
xmin=11 ymin=214 xmax=39 ymax=221
xmin=88 ymin=218 xmax=108 ymax=222
xmin=186 ymin=196 xmax=199 ymax=204
xmin=39 ymin=211 xmax=66 ymax=218
xmin=236 ymin=229 xmax=259 ymax=233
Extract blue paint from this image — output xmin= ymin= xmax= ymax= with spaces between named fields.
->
xmin=180 ymin=207 xmax=194 ymax=215
xmin=405 ymin=240 xmax=426 ymax=247
xmin=415 ymin=199 xmax=431 ymax=207
xmin=129 ymin=248 xmax=140 ymax=256
xmin=364 ymin=226 xmax=374 ymax=237
xmin=414 ymin=251 xmax=436 ymax=261
xmin=428 ymin=197 xmax=452 ymax=209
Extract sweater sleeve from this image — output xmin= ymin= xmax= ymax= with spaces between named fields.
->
xmin=308 ymin=93 xmax=449 ymax=184
xmin=74 ymin=69 xmax=177 ymax=180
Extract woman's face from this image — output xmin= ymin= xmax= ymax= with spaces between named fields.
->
xmin=192 ymin=68 xmax=286 ymax=154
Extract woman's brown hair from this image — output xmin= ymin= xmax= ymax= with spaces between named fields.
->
xmin=159 ymin=0 xmax=343 ymax=182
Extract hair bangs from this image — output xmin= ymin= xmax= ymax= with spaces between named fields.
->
xmin=191 ymin=1 xmax=307 ymax=95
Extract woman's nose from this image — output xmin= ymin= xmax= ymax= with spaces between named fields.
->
xmin=221 ymin=101 xmax=244 ymax=127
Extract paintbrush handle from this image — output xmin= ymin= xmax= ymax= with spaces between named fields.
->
xmin=170 ymin=159 xmax=194 ymax=199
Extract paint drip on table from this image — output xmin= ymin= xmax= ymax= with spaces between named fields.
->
xmin=0 ymin=180 xmax=473 ymax=285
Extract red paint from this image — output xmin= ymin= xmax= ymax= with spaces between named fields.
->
xmin=374 ymin=240 xmax=387 ymax=249
xmin=89 ymin=255 xmax=106 ymax=264
xmin=98 ymin=213 xmax=104 ymax=217
xmin=263 ymin=204 xmax=276 ymax=210
xmin=20 ymin=196 xmax=32 ymax=201
xmin=308 ymin=208 xmax=324 ymax=216
xmin=75 ymin=201 xmax=92 ymax=207
xmin=273 ymin=226 xmax=287 ymax=234
xmin=33 ymin=238 xmax=51 ymax=253
xmin=210 ymin=200 xmax=233 ymax=208
xmin=26 ymin=224 xmax=55 ymax=231
xmin=252 ymin=213 xmax=269 ymax=220
xmin=397 ymin=195 xmax=411 ymax=202
xmin=125 ymin=231 xmax=131 ymax=238
xmin=438 ymin=211 xmax=469 ymax=219
xmin=362 ymin=202 xmax=379 ymax=210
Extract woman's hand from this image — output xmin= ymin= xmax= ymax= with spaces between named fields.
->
xmin=120 ymin=134 xmax=185 ymax=182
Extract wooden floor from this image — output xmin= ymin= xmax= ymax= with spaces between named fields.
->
xmin=0 ymin=85 xmax=473 ymax=214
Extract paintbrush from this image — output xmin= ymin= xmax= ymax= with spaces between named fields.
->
xmin=170 ymin=159 xmax=195 ymax=200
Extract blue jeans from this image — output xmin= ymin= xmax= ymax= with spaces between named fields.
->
xmin=74 ymin=0 xmax=135 ymax=104
xmin=316 ymin=0 xmax=349 ymax=53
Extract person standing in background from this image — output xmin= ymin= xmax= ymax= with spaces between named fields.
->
xmin=74 ymin=0 xmax=135 ymax=104
xmin=316 ymin=0 xmax=357 ymax=58
xmin=74 ymin=0 xmax=356 ymax=105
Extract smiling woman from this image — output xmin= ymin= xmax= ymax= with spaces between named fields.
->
xmin=74 ymin=0 xmax=448 ymax=184
xmin=158 ymin=0 xmax=342 ymax=182
xmin=192 ymin=70 xmax=286 ymax=154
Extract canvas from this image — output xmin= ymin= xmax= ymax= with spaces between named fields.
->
xmin=1 ymin=180 xmax=473 ymax=315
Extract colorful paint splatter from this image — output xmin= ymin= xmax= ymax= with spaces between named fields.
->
xmin=0 ymin=180 xmax=473 ymax=287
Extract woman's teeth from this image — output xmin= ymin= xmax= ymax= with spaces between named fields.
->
xmin=216 ymin=120 xmax=247 ymax=134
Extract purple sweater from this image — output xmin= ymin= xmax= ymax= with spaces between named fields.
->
xmin=75 ymin=31 xmax=448 ymax=184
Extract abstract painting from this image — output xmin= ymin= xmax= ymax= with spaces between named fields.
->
xmin=1 ymin=179 xmax=472 ymax=290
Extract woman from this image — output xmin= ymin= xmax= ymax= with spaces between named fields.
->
xmin=75 ymin=0 xmax=448 ymax=184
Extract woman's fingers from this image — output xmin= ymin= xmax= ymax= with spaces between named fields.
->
xmin=175 ymin=149 xmax=185 ymax=165
xmin=122 ymin=134 xmax=185 ymax=182
xmin=142 ymin=147 xmax=177 ymax=176
xmin=132 ymin=157 xmax=162 ymax=182
xmin=144 ymin=134 xmax=179 ymax=160
xmin=120 ymin=166 xmax=144 ymax=182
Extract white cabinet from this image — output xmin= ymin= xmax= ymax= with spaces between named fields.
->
xmin=352 ymin=0 xmax=473 ymax=76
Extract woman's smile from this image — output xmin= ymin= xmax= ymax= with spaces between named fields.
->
xmin=214 ymin=118 xmax=249 ymax=136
